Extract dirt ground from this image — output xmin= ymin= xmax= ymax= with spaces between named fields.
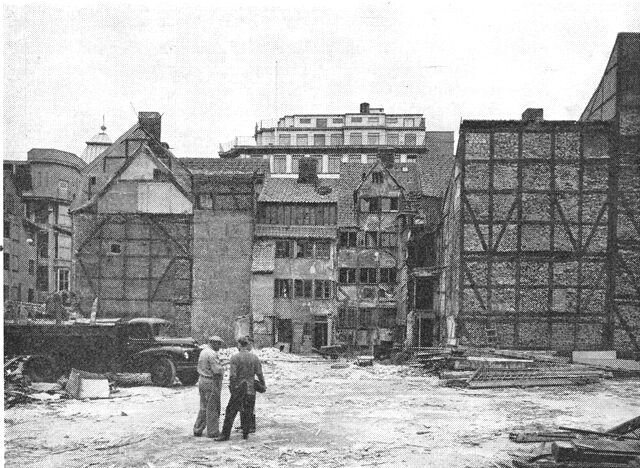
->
xmin=4 ymin=358 xmax=640 ymax=468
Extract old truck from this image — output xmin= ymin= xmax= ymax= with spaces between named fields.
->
xmin=4 ymin=317 xmax=202 ymax=387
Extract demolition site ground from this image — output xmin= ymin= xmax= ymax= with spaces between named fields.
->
xmin=4 ymin=358 xmax=640 ymax=468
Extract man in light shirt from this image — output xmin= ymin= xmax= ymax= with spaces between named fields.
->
xmin=193 ymin=335 xmax=224 ymax=438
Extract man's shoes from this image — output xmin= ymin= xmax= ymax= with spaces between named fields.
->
xmin=206 ymin=433 xmax=220 ymax=439
xmin=193 ymin=432 xmax=203 ymax=437
xmin=242 ymin=432 xmax=249 ymax=440
xmin=214 ymin=436 xmax=230 ymax=442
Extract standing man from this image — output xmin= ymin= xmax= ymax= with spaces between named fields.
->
xmin=237 ymin=336 xmax=257 ymax=434
xmin=193 ymin=336 xmax=224 ymax=438
xmin=216 ymin=336 xmax=266 ymax=441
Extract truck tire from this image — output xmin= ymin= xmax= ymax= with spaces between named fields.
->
xmin=24 ymin=356 xmax=57 ymax=383
xmin=177 ymin=370 xmax=199 ymax=386
xmin=150 ymin=357 xmax=176 ymax=387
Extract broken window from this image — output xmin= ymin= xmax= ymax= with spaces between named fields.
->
xmin=339 ymin=268 xmax=356 ymax=284
xmin=380 ymin=268 xmax=397 ymax=283
xmin=314 ymin=280 xmax=332 ymax=299
xmin=380 ymin=232 xmax=397 ymax=247
xmin=198 ymin=194 xmax=213 ymax=209
xmin=338 ymin=307 xmax=357 ymax=328
xmin=381 ymin=197 xmax=399 ymax=211
xmin=365 ymin=231 xmax=378 ymax=248
xmin=372 ymin=172 xmax=384 ymax=184
xmin=275 ymin=240 xmax=292 ymax=258
xmin=360 ymin=268 xmax=377 ymax=284
xmin=315 ymin=241 xmax=331 ymax=259
xmin=369 ymin=197 xmax=381 ymax=212
xmin=359 ymin=309 xmax=375 ymax=328
xmin=294 ymin=279 xmax=313 ymax=298
xmin=274 ymin=279 xmax=292 ymax=298
xmin=295 ymin=240 xmax=312 ymax=258
xmin=340 ymin=231 xmax=357 ymax=248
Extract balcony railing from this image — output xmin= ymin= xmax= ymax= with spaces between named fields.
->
xmin=219 ymin=136 xmax=256 ymax=153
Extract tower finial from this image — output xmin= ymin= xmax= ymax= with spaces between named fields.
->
xmin=101 ymin=115 xmax=106 ymax=132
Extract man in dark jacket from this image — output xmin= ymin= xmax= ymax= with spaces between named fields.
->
xmin=216 ymin=336 xmax=266 ymax=441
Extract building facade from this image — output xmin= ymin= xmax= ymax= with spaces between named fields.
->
xmin=3 ymin=149 xmax=86 ymax=308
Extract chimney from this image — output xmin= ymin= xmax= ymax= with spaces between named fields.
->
xmin=298 ymin=158 xmax=318 ymax=184
xmin=138 ymin=111 xmax=162 ymax=141
xmin=522 ymin=108 xmax=544 ymax=122
xmin=360 ymin=102 xmax=370 ymax=114
xmin=379 ymin=150 xmax=394 ymax=169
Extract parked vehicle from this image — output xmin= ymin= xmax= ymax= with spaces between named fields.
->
xmin=4 ymin=317 xmax=201 ymax=387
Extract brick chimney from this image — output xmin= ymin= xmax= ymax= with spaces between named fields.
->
xmin=522 ymin=108 xmax=544 ymax=121
xmin=379 ymin=150 xmax=394 ymax=169
xmin=298 ymin=158 xmax=318 ymax=184
xmin=360 ymin=102 xmax=370 ymax=114
xmin=138 ymin=112 xmax=162 ymax=141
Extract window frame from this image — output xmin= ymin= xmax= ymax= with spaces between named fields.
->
xmin=360 ymin=267 xmax=377 ymax=284
xmin=272 ymin=155 xmax=287 ymax=173
xmin=339 ymin=268 xmax=356 ymax=284
xmin=274 ymin=278 xmax=292 ymax=298
xmin=275 ymin=240 xmax=292 ymax=258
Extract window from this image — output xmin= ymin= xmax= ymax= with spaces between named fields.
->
xmin=338 ymin=307 xmax=357 ymax=328
xmin=12 ymin=255 xmax=19 ymax=272
xmin=291 ymin=155 xmax=302 ymax=173
xmin=36 ymin=205 xmax=50 ymax=224
xmin=275 ymin=240 xmax=291 ymax=258
xmin=403 ymin=118 xmax=415 ymax=127
xmin=296 ymin=134 xmax=308 ymax=146
xmin=361 ymin=197 xmax=380 ymax=213
xmin=58 ymin=180 xmax=69 ymax=198
xmin=351 ymin=117 xmax=362 ymax=123
xmin=380 ymin=268 xmax=397 ymax=283
xmin=372 ymin=172 xmax=384 ymax=184
xmin=347 ymin=154 xmax=361 ymax=163
xmin=368 ymin=133 xmax=380 ymax=145
xmin=315 ymin=241 xmax=331 ymax=259
xmin=387 ymin=118 xmax=398 ymax=124
xmin=360 ymin=268 xmax=377 ymax=283
xmin=381 ymin=197 xmax=399 ymax=211
xmin=37 ymin=265 xmax=48 ymax=291
xmin=387 ymin=134 xmax=399 ymax=145
xmin=273 ymin=155 xmax=287 ymax=173
xmin=340 ymin=231 xmax=357 ymax=247
xmin=349 ymin=133 xmax=362 ymax=145
xmin=332 ymin=118 xmax=344 ymax=124
xmin=317 ymin=118 xmax=327 ymax=128
xmin=38 ymin=231 xmax=49 ymax=258
xmin=404 ymin=134 xmax=417 ymax=145
xmin=4 ymin=221 xmax=10 ymax=238
xmin=407 ymin=154 xmax=417 ymax=163
xmin=279 ymin=134 xmax=291 ymax=145
xmin=380 ymin=232 xmax=398 ymax=247
xmin=315 ymin=280 xmax=332 ymax=299
xmin=57 ymin=205 xmax=71 ymax=227
xmin=28 ymin=288 xmax=34 ymax=302
xmin=89 ymin=176 xmax=97 ymax=185
xmin=198 ymin=194 xmax=213 ymax=209
xmin=57 ymin=234 xmax=71 ymax=261
xmin=365 ymin=231 xmax=378 ymax=247
xmin=359 ymin=309 xmax=375 ymax=328
xmin=295 ymin=239 xmax=312 ymax=258
xmin=330 ymin=134 xmax=343 ymax=146
xmin=58 ymin=269 xmax=70 ymax=291
xmin=339 ymin=268 xmax=356 ymax=284
xmin=129 ymin=323 xmax=151 ymax=339
xmin=258 ymin=203 xmax=337 ymax=226
xmin=110 ymin=243 xmax=122 ymax=254
xmin=153 ymin=169 xmax=165 ymax=180
xmin=275 ymin=279 xmax=292 ymax=298
xmin=314 ymin=134 xmax=326 ymax=146
xmin=294 ymin=279 xmax=313 ymax=298
xmin=368 ymin=117 xmax=379 ymax=124
xmin=323 ymin=155 xmax=339 ymax=174
xmin=4 ymin=253 xmax=9 ymax=270
xmin=300 ymin=118 xmax=311 ymax=124
xmin=29 ymin=260 xmax=35 ymax=275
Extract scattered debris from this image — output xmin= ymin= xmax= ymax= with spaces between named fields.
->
xmin=66 ymin=369 xmax=111 ymax=399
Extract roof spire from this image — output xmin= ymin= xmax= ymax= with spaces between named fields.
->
xmin=101 ymin=115 xmax=106 ymax=132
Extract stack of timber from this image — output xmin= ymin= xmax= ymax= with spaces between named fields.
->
xmin=509 ymin=416 xmax=640 ymax=467
xmin=572 ymin=351 xmax=640 ymax=378
xmin=407 ymin=347 xmax=453 ymax=371
xmin=439 ymin=349 xmax=609 ymax=389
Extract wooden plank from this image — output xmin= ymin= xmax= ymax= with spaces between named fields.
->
xmin=467 ymin=376 xmax=599 ymax=389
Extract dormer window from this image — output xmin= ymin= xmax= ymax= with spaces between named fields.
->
xmin=372 ymin=172 xmax=384 ymax=184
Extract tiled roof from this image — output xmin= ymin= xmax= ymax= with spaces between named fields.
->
xmin=182 ymin=158 xmax=268 ymax=175
xmin=258 ymin=177 xmax=338 ymax=203
xmin=337 ymin=163 xmax=372 ymax=227
xmin=251 ymin=241 xmax=275 ymax=273
xmin=417 ymin=152 xmax=453 ymax=197
xmin=254 ymin=224 xmax=337 ymax=239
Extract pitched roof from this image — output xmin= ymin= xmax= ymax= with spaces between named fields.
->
xmin=181 ymin=157 xmax=268 ymax=175
xmin=417 ymin=151 xmax=453 ymax=197
xmin=258 ymin=177 xmax=338 ymax=203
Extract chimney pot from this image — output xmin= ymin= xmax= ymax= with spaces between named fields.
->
xmin=298 ymin=158 xmax=319 ymax=184
xmin=138 ymin=111 xmax=162 ymax=141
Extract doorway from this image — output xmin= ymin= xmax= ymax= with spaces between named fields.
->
xmin=313 ymin=322 xmax=328 ymax=349
xmin=276 ymin=318 xmax=293 ymax=348
xmin=414 ymin=318 xmax=433 ymax=347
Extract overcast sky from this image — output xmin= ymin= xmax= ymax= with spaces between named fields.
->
xmin=3 ymin=1 xmax=639 ymax=159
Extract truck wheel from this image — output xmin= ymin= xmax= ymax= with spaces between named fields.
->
xmin=24 ymin=356 xmax=57 ymax=383
xmin=177 ymin=370 xmax=199 ymax=386
xmin=150 ymin=358 xmax=176 ymax=387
